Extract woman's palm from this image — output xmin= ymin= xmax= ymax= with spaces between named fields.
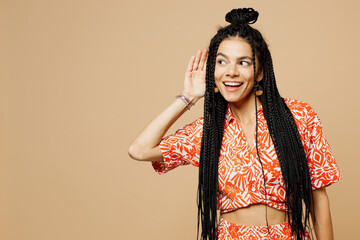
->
xmin=183 ymin=49 xmax=208 ymax=98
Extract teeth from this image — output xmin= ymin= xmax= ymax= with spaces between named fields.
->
xmin=224 ymin=82 xmax=242 ymax=87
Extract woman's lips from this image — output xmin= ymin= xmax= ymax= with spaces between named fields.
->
xmin=223 ymin=82 xmax=243 ymax=92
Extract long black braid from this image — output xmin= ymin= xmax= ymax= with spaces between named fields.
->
xmin=197 ymin=8 xmax=313 ymax=240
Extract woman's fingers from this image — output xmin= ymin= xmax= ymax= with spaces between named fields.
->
xmin=186 ymin=55 xmax=195 ymax=73
xmin=185 ymin=49 xmax=208 ymax=82
xmin=193 ymin=50 xmax=201 ymax=71
xmin=183 ymin=49 xmax=207 ymax=98
xmin=198 ymin=49 xmax=208 ymax=71
xmin=203 ymin=60 xmax=207 ymax=72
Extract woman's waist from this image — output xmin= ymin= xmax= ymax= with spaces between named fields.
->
xmin=220 ymin=203 xmax=289 ymax=226
xmin=218 ymin=194 xmax=288 ymax=213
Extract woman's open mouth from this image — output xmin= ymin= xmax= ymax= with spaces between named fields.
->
xmin=223 ymin=81 xmax=243 ymax=91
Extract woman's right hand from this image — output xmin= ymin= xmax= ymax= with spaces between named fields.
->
xmin=128 ymin=49 xmax=209 ymax=162
xmin=182 ymin=49 xmax=208 ymax=99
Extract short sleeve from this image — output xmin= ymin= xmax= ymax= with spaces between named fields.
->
xmin=152 ymin=117 xmax=203 ymax=175
xmin=305 ymin=105 xmax=343 ymax=190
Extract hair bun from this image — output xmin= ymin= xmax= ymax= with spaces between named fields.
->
xmin=225 ymin=8 xmax=259 ymax=25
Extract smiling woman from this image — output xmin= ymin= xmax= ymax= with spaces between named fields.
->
xmin=128 ymin=7 xmax=342 ymax=240
xmin=214 ymin=38 xmax=263 ymax=106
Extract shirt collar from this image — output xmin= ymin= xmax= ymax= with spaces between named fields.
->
xmin=225 ymin=102 xmax=264 ymax=127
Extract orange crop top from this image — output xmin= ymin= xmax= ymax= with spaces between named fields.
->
xmin=152 ymin=98 xmax=342 ymax=214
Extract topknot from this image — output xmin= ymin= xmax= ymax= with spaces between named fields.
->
xmin=225 ymin=8 xmax=259 ymax=25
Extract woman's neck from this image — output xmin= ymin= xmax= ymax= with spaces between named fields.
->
xmin=229 ymin=96 xmax=261 ymax=125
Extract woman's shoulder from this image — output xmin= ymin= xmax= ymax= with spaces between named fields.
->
xmin=283 ymin=97 xmax=320 ymax=127
xmin=187 ymin=116 xmax=204 ymax=128
xmin=175 ymin=116 xmax=204 ymax=135
xmin=283 ymin=97 xmax=316 ymax=116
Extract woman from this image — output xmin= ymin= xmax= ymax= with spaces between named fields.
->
xmin=128 ymin=8 xmax=342 ymax=240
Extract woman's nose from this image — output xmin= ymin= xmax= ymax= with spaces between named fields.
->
xmin=227 ymin=64 xmax=239 ymax=77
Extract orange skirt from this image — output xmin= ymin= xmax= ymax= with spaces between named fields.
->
xmin=217 ymin=217 xmax=311 ymax=240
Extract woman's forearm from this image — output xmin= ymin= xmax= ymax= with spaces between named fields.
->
xmin=311 ymin=187 xmax=334 ymax=240
xmin=128 ymin=94 xmax=200 ymax=161
xmin=128 ymin=49 xmax=208 ymax=162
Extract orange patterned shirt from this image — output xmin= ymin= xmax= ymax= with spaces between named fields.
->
xmin=152 ymin=98 xmax=342 ymax=214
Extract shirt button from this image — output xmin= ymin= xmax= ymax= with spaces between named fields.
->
xmin=252 ymin=186 xmax=256 ymax=191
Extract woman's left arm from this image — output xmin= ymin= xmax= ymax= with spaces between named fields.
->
xmin=311 ymin=187 xmax=334 ymax=240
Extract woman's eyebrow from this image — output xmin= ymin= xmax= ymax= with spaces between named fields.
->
xmin=216 ymin=52 xmax=252 ymax=61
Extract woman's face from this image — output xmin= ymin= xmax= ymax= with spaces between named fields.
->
xmin=214 ymin=37 xmax=262 ymax=105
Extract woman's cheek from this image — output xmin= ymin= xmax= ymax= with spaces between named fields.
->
xmin=214 ymin=74 xmax=220 ymax=87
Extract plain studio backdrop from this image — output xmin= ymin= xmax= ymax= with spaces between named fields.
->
xmin=1 ymin=0 xmax=359 ymax=239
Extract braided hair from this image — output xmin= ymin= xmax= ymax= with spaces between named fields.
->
xmin=197 ymin=8 xmax=313 ymax=240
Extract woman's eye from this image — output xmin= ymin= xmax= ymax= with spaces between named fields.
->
xmin=240 ymin=61 xmax=250 ymax=66
xmin=217 ymin=60 xmax=226 ymax=65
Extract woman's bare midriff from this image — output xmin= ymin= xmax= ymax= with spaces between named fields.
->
xmin=221 ymin=203 xmax=289 ymax=226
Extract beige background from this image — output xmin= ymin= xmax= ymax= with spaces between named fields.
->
xmin=1 ymin=0 xmax=358 ymax=239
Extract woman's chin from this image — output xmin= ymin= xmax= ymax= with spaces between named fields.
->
xmin=220 ymin=92 xmax=253 ymax=105
xmin=220 ymin=94 xmax=242 ymax=103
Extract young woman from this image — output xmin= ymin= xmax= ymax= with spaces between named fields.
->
xmin=128 ymin=8 xmax=342 ymax=240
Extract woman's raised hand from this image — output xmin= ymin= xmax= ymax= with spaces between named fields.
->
xmin=183 ymin=49 xmax=208 ymax=99
xmin=128 ymin=49 xmax=208 ymax=162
